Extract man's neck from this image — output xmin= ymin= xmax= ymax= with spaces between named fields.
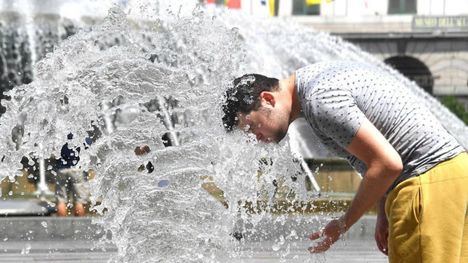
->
xmin=279 ymin=74 xmax=301 ymax=124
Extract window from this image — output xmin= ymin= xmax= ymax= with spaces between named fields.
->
xmin=388 ymin=0 xmax=417 ymax=14
xmin=293 ymin=0 xmax=321 ymax=16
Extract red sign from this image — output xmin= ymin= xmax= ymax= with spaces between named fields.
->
xmin=226 ymin=0 xmax=241 ymax=9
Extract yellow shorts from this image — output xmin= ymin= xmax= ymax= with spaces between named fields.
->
xmin=385 ymin=152 xmax=468 ymax=263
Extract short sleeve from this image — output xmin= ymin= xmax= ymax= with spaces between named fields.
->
xmin=308 ymin=87 xmax=367 ymax=149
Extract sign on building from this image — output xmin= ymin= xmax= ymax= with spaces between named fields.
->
xmin=413 ymin=16 xmax=468 ymax=32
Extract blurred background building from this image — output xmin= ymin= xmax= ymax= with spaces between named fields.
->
xmin=1 ymin=0 xmax=468 ymax=213
xmin=207 ymin=0 xmax=468 ymax=121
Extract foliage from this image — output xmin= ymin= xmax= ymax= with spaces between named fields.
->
xmin=440 ymin=96 xmax=468 ymax=125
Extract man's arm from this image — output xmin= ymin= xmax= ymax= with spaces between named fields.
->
xmin=309 ymin=118 xmax=402 ymax=253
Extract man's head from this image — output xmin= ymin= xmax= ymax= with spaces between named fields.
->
xmin=222 ymin=74 xmax=291 ymax=143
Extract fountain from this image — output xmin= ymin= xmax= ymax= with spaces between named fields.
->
xmin=0 ymin=0 xmax=466 ymax=262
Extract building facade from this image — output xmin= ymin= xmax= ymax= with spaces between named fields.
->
xmin=209 ymin=0 xmax=468 ymax=108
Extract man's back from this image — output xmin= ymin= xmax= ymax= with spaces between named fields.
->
xmin=296 ymin=61 xmax=464 ymax=188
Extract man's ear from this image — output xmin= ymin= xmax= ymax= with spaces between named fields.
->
xmin=259 ymin=91 xmax=276 ymax=107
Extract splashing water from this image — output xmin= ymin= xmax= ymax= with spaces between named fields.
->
xmin=0 ymin=0 xmax=466 ymax=262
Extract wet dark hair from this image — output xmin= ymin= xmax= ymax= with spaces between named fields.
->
xmin=222 ymin=74 xmax=279 ymax=131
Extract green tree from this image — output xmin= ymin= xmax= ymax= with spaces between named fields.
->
xmin=440 ymin=96 xmax=468 ymax=125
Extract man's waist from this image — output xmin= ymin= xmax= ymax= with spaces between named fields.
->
xmin=390 ymin=149 xmax=466 ymax=191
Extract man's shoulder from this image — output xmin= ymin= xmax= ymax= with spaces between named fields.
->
xmin=297 ymin=60 xmax=346 ymax=85
xmin=297 ymin=61 xmax=343 ymax=97
xmin=297 ymin=60 xmax=376 ymax=73
xmin=297 ymin=60 xmax=376 ymax=92
xmin=296 ymin=61 xmax=332 ymax=77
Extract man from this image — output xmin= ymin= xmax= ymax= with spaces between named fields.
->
xmin=56 ymin=133 xmax=89 ymax=216
xmin=222 ymin=60 xmax=468 ymax=262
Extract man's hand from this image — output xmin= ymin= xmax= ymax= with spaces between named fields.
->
xmin=375 ymin=197 xmax=389 ymax=255
xmin=308 ymin=217 xmax=346 ymax=253
xmin=307 ymin=119 xmax=402 ymax=254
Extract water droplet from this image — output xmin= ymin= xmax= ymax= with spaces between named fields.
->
xmin=272 ymin=235 xmax=285 ymax=251
xmin=21 ymin=244 xmax=31 ymax=255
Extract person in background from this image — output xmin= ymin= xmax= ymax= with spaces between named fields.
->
xmin=55 ymin=133 xmax=90 ymax=216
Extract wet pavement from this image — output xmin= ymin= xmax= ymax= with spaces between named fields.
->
xmin=0 ymin=216 xmax=387 ymax=262
xmin=0 ymin=240 xmax=386 ymax=262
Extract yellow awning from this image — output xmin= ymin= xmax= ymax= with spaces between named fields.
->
xmin=269 ymin=0 xmax=275 ymax=16
xmin=306 ymin=0 xmax=321 ymax=5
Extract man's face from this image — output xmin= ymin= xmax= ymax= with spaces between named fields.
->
xmin=237 ymin=106 xmax=288 ymax=143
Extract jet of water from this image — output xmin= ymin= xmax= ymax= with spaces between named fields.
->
xmin=0 ymin=1 xmax=466 ymax=262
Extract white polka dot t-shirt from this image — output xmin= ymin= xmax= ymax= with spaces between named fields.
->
xmin=296 ymin=60 xmax=464 ymax=189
